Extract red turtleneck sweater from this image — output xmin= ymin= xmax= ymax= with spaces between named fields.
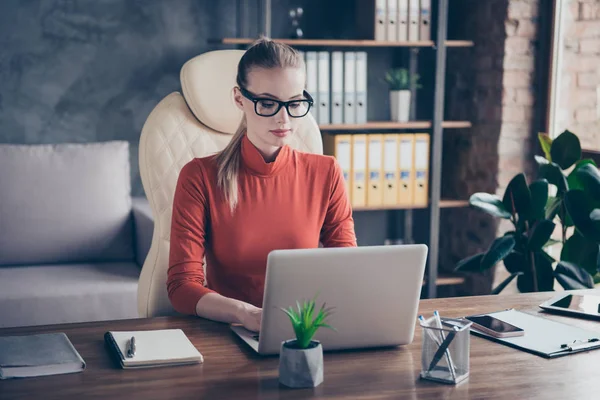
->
xmin=167 ymin=134 xmax=357 ymax=315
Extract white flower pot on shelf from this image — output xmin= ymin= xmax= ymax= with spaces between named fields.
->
xmin=390 ymin=90 xmax=411 ymax=122
xmin=278 ymin=340 xmax=324 ymax=388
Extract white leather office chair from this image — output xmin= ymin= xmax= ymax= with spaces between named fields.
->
xmin=137 ymin=49 xmax=323 ymax=318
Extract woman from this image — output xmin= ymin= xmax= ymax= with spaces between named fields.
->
xmin=167 ymin=38 xmax=357 ymax=332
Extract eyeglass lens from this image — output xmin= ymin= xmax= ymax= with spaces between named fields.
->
xmin=256 ymin=99 xmax=310 ymax=117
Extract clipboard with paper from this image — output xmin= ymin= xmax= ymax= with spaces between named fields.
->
xmin=468 ymin=309 xmax=600 ymax=358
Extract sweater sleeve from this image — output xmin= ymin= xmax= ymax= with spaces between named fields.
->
xmin=167 ymin=160 xmax=216 ymax=315
xmin=320 ymin=158 xmax=358 ymax=248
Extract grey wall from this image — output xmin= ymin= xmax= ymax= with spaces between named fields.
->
xmin=0 ymin=0 xmax=244 ymax=197
xmin=0 ymin=0 xmax=419 ymax=246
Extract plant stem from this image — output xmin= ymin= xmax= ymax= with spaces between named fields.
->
xmin=561 ymin=202 xmax=567 ymax=245
xmin=529 ymin=251 xmax=538 ymax=292
xmin=524 ymin=220 xmax=539 ymax=292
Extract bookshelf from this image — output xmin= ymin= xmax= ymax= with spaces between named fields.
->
xmin=220 ymin=0 xmax=471 ymax=298
xmin=319 ymin=121 xmax=472 ymax=131
xmin=423 ymin=275 xmax=466 ymax=287
xmin=353 ymin=200 xmax=469 ymax=212
xmin=218 ymin=38 xmax=474 ymax=48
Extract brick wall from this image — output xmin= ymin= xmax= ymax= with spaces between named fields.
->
xmin=554 ymin=0 xmax=600 ymax=149
xmin=498 ymin=0 xmax=540 ymax=231
xmin=440 ymin=0 xmax=541 ymax=295
xmin=439 ymin=0 xmax=510 ymax=295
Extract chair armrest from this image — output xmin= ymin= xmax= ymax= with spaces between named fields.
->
xmin=132 ymin=197 xmax=155 ymax=268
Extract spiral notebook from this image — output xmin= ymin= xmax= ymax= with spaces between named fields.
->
xmin=468 ymin=309 xmax=600 ymax=358
xmin=104 ymin=329 xmax=203 ymax=369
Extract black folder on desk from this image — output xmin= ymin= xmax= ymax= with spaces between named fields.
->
xmin=469 ymin=309 xmax=600 ymax=358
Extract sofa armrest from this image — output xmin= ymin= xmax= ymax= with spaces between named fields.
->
xmin=132 ymin=197 xmax=155 ymax=268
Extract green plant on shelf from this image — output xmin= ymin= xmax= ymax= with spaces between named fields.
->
xmin=280 ymin=295 xmax=336 ymax=349
xmin=455 ymin=130 xmax=600 ymax=294
xmin=383 ymin=68 xmax=422 ymax=91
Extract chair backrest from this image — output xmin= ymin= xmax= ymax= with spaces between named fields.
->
xmin=137 ymin=49 xmax=323 ymax=317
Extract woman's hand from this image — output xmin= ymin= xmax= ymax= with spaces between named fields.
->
xmin=237 ymin=302 xmax=263 ymax=332
xmin=195 ymin=293 xmax=262 ymax=331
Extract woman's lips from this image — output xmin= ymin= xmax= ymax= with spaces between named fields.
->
xmin=270 ymin=129 xmax=290 ymax=137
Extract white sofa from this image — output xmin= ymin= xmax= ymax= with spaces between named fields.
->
xmin=0 ymin=141 xmax=153 ymax=328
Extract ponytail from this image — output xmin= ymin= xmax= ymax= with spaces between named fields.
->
xmin=215 ymin=117 xmax=246 ymax=212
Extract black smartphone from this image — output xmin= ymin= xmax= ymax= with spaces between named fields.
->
xmin=465 ymin=315 xmax=525 ymax=338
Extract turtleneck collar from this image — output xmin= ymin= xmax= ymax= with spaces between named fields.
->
xmin=240 ymin=134 xmax=292 ymax=177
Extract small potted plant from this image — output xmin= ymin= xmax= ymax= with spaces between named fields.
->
xmin=384 ymin=68 xmax=421 ymax=122
xmin=278 ymin=296 xmax=335 ymax=388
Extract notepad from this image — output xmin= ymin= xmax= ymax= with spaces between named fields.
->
xmin=0 ymin=333 xmax=85 ymax=379
xmin=469 ymin=309 xmax=600 ymax=358
xmin=104 ymin=329 xmax=203 ymax=369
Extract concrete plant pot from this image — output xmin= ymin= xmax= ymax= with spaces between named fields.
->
xmin=390 ymin=89 xmax=411 ymax=122
xmin=278 ymin=340 xmax=324 ymax=388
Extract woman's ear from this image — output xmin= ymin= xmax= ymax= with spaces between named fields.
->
xmin=233 ymin=87 xmax=244 ymax=111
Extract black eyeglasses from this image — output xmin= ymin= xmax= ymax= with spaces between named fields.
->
xmin=238 ymin=87 xmax=314 ymax=118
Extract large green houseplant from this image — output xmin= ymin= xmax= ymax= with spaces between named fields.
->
xmin=455 ymin=130 xmax=600 ymax=294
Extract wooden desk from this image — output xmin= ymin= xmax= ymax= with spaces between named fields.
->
xmin=2 ymin=291 xmax=600 ymax=399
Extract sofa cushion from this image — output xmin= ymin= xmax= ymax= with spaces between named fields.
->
xmin=0 ymin=262 xmax=140 ymax=328
xmin=0 ymin=141 xmax=134 ymax=265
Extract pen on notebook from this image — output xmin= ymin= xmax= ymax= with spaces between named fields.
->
xmin=127 ymin=336 xmax=136 ymax=358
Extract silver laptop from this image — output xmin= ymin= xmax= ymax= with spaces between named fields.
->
xmin=231 ymin=244 xmax=428 ymax=355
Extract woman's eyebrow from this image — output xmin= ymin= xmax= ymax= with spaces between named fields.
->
xmin=257 ymin=92 xmax=304 ymax=100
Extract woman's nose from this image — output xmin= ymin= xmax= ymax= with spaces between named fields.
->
xmin=275 ymin=105 xmax=290 ymax=124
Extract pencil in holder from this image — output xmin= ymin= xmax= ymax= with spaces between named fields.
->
xmin=419 ymin=316 xmax=472 ymax=385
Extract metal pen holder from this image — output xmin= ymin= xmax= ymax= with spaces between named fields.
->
xmin=419 ymin=317 xmax=472 ymax=385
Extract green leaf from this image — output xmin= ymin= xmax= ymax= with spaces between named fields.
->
xmin=567 ymin=159 xmax=597 ymax=191
xmin=574 ymin=163 xmax=600 ymax=200
xmin=503 ymin=251 xmax=526 ymax=273
xmin=550 ymin=129 xmax=582 ymax=170
xmin=592 ymin=209 xmax=600 ymax=238
xmin=528 ymin=219 xmax=556 ymax=250
xmin=281 ymin=296 xmax=335 ymax=349
xmin=529 ymin=180 xmax=549 ymax=221
xmin=561 ymin=232 xmax=600 ymax=276
xmin=491 ymin=272 xmax=523 ymax=295
xmin=555 ymin=261 xmax=594 ymax=289
xmin=538 ymin=133 xmax=553 ymax=161
xmin=469 ymin=193 xmax=512 ymax=219
xmin=539 ymin=163 xmax=568 ymax=194
xmin=481 ymin=236 xmax=516 ymax=270
xmin=454 ymin=253 xmax=484 ymax=272
xmin=502 ymin=173 xmax=532 ymax=219
xmin=545 ymin=196 xmax=561 ymax=221
xmin=559 ymin=200 xmax=575 ymax=228
xmin=516 ymin=251 xmax=554 ymax=292
xmin=564 ymin=190 xmax=600 ymax=242
xmin=384 ymin=68 xmax=421 ymax=90
xmin=535 ymin=251 xmax=555 ymax=291
xmin=535 ymin=155 xmax=550 ymax=165
xmin=543 ymin=238 xmax=561 ymax=248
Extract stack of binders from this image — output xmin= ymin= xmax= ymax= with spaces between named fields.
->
xmin=302 ymin=51 xmax=368 ymax=125
xmin=322 ymin=133 xmax=430 ymax=209
xmin=356 ymin=0 xmax=431 ymax=41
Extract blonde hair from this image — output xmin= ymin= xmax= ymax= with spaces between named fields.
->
xmin=215 ymin=37 xmax=305 ymax=212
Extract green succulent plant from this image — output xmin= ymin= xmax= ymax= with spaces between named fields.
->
xmin=280 ymin=295 xmax=336 ymax=349
xmin=383 ymin=68 xmax=422 ymax=91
